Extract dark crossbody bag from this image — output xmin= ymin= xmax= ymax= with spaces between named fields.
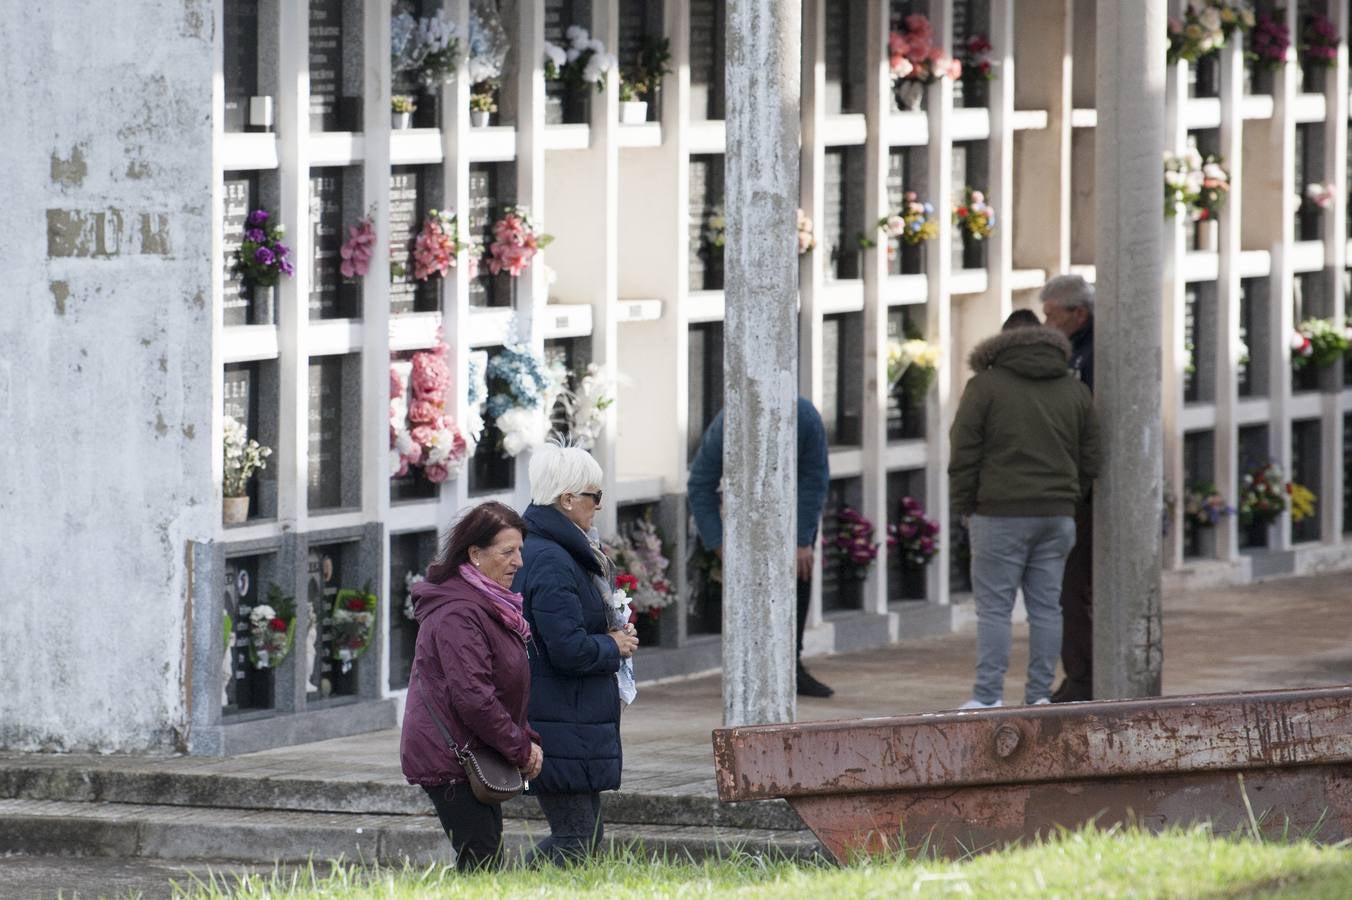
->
xmin=418 ymin=680 xmax=524 ymax=805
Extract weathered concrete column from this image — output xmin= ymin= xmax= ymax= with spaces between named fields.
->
xmin=722 ymin=0 xmax=802 ymax=727
xmin=1093 ymin=0 xmax=1166 ymax=698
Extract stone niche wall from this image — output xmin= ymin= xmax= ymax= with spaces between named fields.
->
xmin=0 ymin=2 xmax=215 ymax=751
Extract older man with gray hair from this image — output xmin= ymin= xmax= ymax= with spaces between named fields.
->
xmin=1041 ymin=273 xmax=1095 ymax=702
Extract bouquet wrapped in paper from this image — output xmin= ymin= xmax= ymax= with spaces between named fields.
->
xmin=608 ymin=574 xmax=638 ymax=706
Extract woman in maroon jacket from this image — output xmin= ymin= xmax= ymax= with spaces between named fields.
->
xmin=400 ymin=501 xmax=544 ymax=871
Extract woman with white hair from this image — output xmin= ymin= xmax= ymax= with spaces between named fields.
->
xmin=513 ymin=442 xmax=638 ymax=863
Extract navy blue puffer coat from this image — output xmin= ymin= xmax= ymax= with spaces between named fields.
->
xmin=513 ymin=503 xmax=622 ymax=793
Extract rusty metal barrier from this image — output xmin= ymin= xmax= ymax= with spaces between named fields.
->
xmin=711 ymin=686 xmax=1352 ymax=861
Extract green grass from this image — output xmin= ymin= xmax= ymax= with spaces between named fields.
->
xmin=171 ymin=825 xmax=1352 ymax=899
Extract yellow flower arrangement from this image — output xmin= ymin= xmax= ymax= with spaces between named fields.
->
xmin=1289 ymin=483 xmax=1317 ymax=523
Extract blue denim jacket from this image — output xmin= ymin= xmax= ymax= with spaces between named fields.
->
xmin=686 ymin=396 xmax=830 ymax=551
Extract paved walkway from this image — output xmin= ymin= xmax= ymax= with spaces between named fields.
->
xmin=233 ymin=571 xmax=1352 ymax=797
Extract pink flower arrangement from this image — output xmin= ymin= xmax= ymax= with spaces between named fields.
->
xmin=887 ymin=496 xmax=941 ymax=569
xmin=412 ymin=209 xmax=467 ymax=282
xmin=1302 ymin=13 xmax=1338 ymax=67
xmin=339 ymin=215 xmax=376 ymax=280
xmin=486 ymin=206 xmax=554 ymax=278
xmin=390 ymin=343 xmax=468 ymax=484
xmin=964 ymin=33 xmax=996 ymax=81
xmin=826 ymin=506 xmax=880 ymax=580
xmin=888 ymin=14 xmax=961 ymax=84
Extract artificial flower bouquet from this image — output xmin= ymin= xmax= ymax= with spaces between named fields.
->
xmin=954 ymin=187 xmax=996 ymax=239
xmin=1168 ymin=0 xmax=1254 ymax=63
xmin=603 ymin=513 xmax=678 ymax=619
xmin=389 ymin=343 xmax=469 ymax=483
xmin=888 ymin=14 xmax=962 ymax=84
xmin=887 ymin=496 xmax=940 ymax=569
xmin=1303 ymin=182 xmax=1335 ymax=212
xmin=887 ymin=337 xmax=940 ymax=398
xmin=331 ymin=583 xmax=378 ymax=672
xmin=1290 ymin=482 xmax=1317 ymax=523
xmin=880 ymin=191 xmax=939 ymax=246
xmin=413 ymin=209 xmax=469 ymax=282
xmin=797 ymin=208 xmax=815 ymax=255
xmin=545 ymin=25 xmax=617 ymax=92
xmin=248 ymin=583 xmax=296 ymax=669
xmin=223 ymin=415 xmax=272 ymax=498
xmin=963 ymin=33 xmax=997 ymax=80
xmin=487 ymin=207 xmax=552 ymax=278
xmin=340 ymin=214 xmax=376 ymax=281
xmin=1301 ymin=13 xmax=1338 ymax=68
xmin=484 ymin=342 xmax=565 ymax=458
xmin=826 ymin=507 xmax=880 ymax=580
xmin=391 ymin=6 xmax=460 ymax=90
xmin=1183 ymin=482 xmax=1235 ymax=527
xmin=234 ymin=208 xmax=294 ymax=287
xmin=1163 ymin=149 xmax=1229 ymax=220
xmin=1238 ymin=462 xmax=1289 ymax=525
xmin=1291 ymin=318 xmax=1350 ymax=369
xmin=1249 ymin=11 xmax=1291 ymax=70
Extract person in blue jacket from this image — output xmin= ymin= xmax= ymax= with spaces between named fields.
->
xmin=686 ymin=396 xmax=833 ymax=697
xmin=514 ymin=442 xmax=639 ymax=863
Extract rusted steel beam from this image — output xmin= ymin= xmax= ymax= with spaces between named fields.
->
xmin=711 ymin=686 xmax=1352 ymax=861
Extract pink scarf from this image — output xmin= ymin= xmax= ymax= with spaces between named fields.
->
xmin=458 ymin=563 xmax=531 ymax=642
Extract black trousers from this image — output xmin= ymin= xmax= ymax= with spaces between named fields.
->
xmin=796 ymin=574 xmax=811 ymax=665
xmin=530 ymin=791 xmax=605 ymax=864
xmin=1053 ymin=500 xmax=1094 ymax=702
xmin=423 ymin=782 xmax=504 ymax=872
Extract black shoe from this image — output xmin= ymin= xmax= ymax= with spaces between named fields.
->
xmin=797 ymin=668 xmax=834 ymax=698
xmin=1051 ymin=679 xmax=1091 ymax=703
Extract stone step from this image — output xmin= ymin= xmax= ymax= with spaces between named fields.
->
xmin=0 ymin=799 xmax=821 ymax=865
xmin=0 ymin=762 xmax=805 ymax=831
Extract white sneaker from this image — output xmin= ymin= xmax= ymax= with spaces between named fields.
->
xmin=959 ymin=698 xmax=1003 ymax=710
xmin=1031 ymin=697 xmax=1052 ymax=706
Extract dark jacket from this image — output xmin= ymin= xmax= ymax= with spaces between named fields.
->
xmin=949 ymin=326 xmax=1100 ymax=518
xmin=687 ymin=396 xmax=830 ymax=551
xmin=400 ymin=574 xmax=539 ymax=787
xmin=1069 ymin=321 xmax=1094 ymax=391
xmin=513 ymin=503 xmax=623 ymax=793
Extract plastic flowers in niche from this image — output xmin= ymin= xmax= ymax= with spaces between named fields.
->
xmin=963 ymin=33 xmax=997 ymax=81
xmin=1163 ymin=148 xmax=1229 ymax=220
xmin=703 ymin=206 xmax=726 ymax=250
xmin=603 ymin=513 xmax=678 ymax=619
xmin=1289 ymin=483 xmax=1317 ymax=524
xmin=826 ymin=507 xmax=880 ymax=581
xmin=619 ymin=36 xmax=673 ymax=103
xmin=1303 ymin=182 xmax=1336 ymax=212
xmin=797 ymin=208 xmax=815 ymax=255
xmin=1183 ymin=483 xmax=1235 ymax=527
xmin=331 ymin=583 xmax=378 ymax=673
xmin=247 ymin=583 xmax=296 ymax=670
xmin=1167 ymin=0 xmax=1255 ymax=63
xmin=389 ymin=343 xmax=468 ymax=484
xmin=887 ymin=335 xmax=940 ymax=399
xmin=888 ymin=14 xmax=961 ymax=84
xmin=887 ymin=497 xmax=940 ymax=570
xmin=1250 ymin=11 xmax=1292 ymax=70
xmin=953 ymin=187 xmax=996 ymax=240
xmin=552 ymin=362 xmax=614 ymax=451
xmin=222 ymin=415 xmax=272 ymax=498
xmin=1301 ymin=13 xmax=1338 ymax=68
xmin=339 ymin=212 xmax=376 ymax=281
xmin=1290 ymin=318 xmax=1351 ymax=369
xmin=1239 ymin=461 xmax=1289 ymax=525
xmin=390 ymin=4 xmax=460 ymax=90
xmin=880 ymin=191 xmax=938 ymax=246
xmin=545 ymin=25 xmax=617 ymax=92
xmin=413 ymin=209 xmax=470 ymax=282
xmin=467 ymin=0 xmax=510 ymax=111
xmin=234 ymin=208 xmax=293 ymax=287
xmin=488 ymin=207 xmax=553 ymax=278
xmin=484 ymin=341 xmax=565 ymax=458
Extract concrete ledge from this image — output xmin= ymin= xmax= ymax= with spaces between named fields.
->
xmin=188 ymin=699 xmax=397 ymax=756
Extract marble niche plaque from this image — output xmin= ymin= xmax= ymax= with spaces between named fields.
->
xmin=309 ymin=0 xmax=360 ymax=131
xmin=688 ymin=0 xmax=725 ymax=120
xmin=307 ymin=357 xmax=344 ymax=510
xmin=223 ymin=173 xmax=271 ymax=326
xmin=389 ymin=166 xmax=439 ymax=315
xmin=467 ymin=164 xmax=514 ymax=307
xmin=309 ymin=168 xmax=360 ymax=319
xmin=223 ymin=0 xmax=260 ymax=132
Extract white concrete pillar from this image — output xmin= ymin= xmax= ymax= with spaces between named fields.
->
xmin=722 ymin=0 xmax=802 ymax=727
xmin=1093 ymin=0 xmax=1166 ymax=698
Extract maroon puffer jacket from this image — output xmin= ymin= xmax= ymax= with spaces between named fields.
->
xmin=400 ymin=574 xmax=539 ymax=786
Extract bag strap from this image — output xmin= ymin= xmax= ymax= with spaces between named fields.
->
xmin=416 ymin=673 xmax=470 ymax=763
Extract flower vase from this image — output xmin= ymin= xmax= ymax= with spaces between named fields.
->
xmin=223 ymin=495 xmax=250 ymax=525
xmin=619 ymin=100 xmax=648 ymax=124
xmin=1193 ymin=218 xmax=1218 ymax=252
xmin=545 ymin=94 xmax=565 ymax=125
xmin=243 ymin=282 xmax=275 ymax=326
xmin=960 ymin=230 xmax=986 ymax=270
xmin=898 ymin=565 xmax=927 ymax=600
xmin=470 ymin=109 xmax=491 ymax=128
xmin=900 ymin=241 xmax=926 ymax=275
xmin=1243 ymin=518 xmax=1269 ymax=549
xmin=414 ymin=92 xmax=439 ymax=128
xmin=1301 ymin=62 xmax=1326 ymax=95
xmin=391 ymin=111 xmax=412 ymax=130
xmin=894 ymin=79 xmax=925 ymax=112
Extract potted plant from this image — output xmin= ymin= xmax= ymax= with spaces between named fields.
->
xmin=469 ymin=82 xmax=497 ymax=127
xmin=222 ymin=415 xmax=272 ymax=524
xmin=391 ymin=95 xmax=416 ymax=129
xmin=619 ymin=35 xmax=672 ymax=125
xmin=953 ymin=187 xmax=995 ymax=270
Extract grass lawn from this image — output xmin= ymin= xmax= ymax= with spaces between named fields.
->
xmin=174 ymin=825 xmax=1352 ymax=899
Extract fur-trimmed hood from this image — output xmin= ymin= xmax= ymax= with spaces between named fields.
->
xmin=968 ymin=325 xmax=1073 ymax=380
